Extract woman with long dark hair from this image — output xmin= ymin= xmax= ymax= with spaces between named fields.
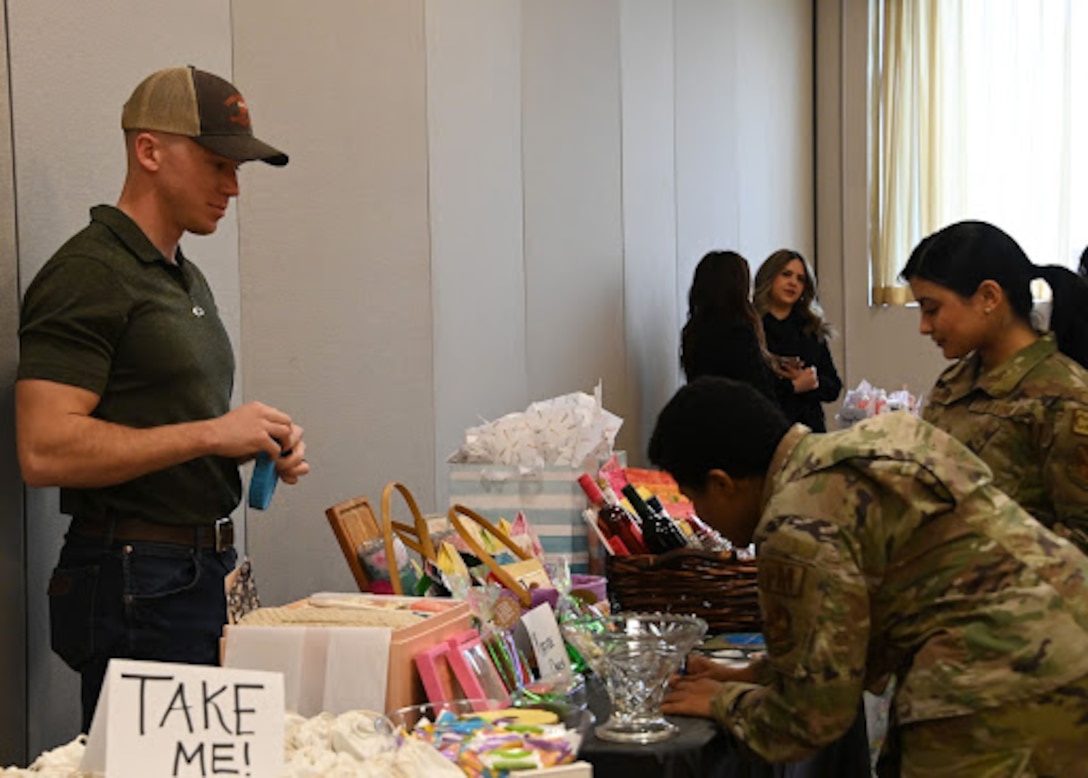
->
xmin=754 ymin=249 xmax=842 ymax=431
xmin=680 ymin=251 xmax=778 ymax=404
xmin=901 ymin=220 xmax=1088 ymax=553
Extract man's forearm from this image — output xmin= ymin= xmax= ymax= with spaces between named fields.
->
xmin=19 ymin=413 xmax=219 ymax=489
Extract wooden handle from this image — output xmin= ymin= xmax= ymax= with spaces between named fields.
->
xmin=448 ymin=503 xmax=532 ymax=607
xmin=380 ymin=482 xmax=438 ymax=595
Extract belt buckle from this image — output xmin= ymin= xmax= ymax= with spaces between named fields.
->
xmin=214 ymin=517 xmax=234 ymax=553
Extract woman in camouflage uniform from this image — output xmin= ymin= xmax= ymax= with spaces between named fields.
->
xmin=653 ymin=378 xmax=1088 ymax=777
xmin=901 ymin=221 xmax=1088 ymax=554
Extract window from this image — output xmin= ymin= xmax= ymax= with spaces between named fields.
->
xmin=868 ymin=0 xmax=1088 ymax=304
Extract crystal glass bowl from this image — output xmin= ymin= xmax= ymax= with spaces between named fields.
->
xmin=561 ymin=612 xmax=708 ymax=743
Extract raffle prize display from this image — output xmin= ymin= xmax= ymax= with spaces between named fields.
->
xmin=434 ymin=389 xmax=762 ymax=750
xmin=7 ymin=389 xmax=764 ymax=777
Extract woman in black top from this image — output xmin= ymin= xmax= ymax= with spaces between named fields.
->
xmin=754 ymin=249 xmax=842 ymax=431
xmin=680 ymin=251 xmax=778 ymax=405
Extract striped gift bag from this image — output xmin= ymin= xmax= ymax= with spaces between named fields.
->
xmin=447 ymin=458 xmax=623 ymax=574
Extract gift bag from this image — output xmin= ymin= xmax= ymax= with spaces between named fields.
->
xmin=448 ymin=503 xmax=550 ymax=607
xmin=446 ymin=388 xmax=625 ymax=575
xmin=448 ymin=464 xmax=610 ymax=573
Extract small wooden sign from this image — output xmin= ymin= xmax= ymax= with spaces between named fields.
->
xmin=80 ymin=658 xmax=284 ymax=778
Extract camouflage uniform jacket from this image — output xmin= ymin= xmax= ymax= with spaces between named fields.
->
xmin=922 ymin=333 xmax=1088 ymax=553
xmin=710 ymin=413 xmax=1088 ymax=763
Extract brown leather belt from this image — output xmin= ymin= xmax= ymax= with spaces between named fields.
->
xmin=69 ymin=515 xmax=234 ymax=552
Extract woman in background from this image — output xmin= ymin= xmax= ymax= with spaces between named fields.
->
xmin=754 ymin=249 xmax=843 ymax=431
xmin=902 ymin=220 xmax=1088 ymax=553
xmin=680 ymin=251 xmax=778 ymax=405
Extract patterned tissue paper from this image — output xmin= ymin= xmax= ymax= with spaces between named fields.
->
xmin=447 ymin=383 xmax=622 ymax=473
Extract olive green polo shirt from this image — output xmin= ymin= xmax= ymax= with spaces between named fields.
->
xmin=18 ymin=205 xmax=240 ymax=526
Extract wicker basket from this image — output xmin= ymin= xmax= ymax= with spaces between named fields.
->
xmin=606 ymin=549 xmax=761 ymax=634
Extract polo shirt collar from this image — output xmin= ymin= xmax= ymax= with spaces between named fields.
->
xmin=90 ymin=205 xmax=188 ymax=267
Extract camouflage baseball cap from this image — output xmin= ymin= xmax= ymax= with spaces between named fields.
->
xmin=121 ymin=65 xmax=288 ymax=166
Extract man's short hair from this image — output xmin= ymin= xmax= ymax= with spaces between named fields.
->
xmin=649 ymin=377 xmax=791 ymax=489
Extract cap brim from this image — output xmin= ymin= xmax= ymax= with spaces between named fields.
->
xmin=194 ymin=134 xmax=289 ymax=167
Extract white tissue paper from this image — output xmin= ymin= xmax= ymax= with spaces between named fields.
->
xmin=837 ymin=380 xmax=923 ymax=427
xmin=447 ymin=383 xmax=622 ymax=472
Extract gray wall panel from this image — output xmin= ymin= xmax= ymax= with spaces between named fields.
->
xmin=232 ymin=0 xmax=435 ymax=604
xmin=620 ymin=0 xmax=681 ymax=461
xmin=0 ymin=3 xmax=26 ymax=766
xmin=521 ymin=0 xmax=634 ymax=456
xmin=426 ymin=0 xmax=528 ymax=505
xmin=675 ymin=0 xmax=742 ymax=286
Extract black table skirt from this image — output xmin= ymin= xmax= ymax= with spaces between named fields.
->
xmin=578 ymin=676 xmax=872 ymax=778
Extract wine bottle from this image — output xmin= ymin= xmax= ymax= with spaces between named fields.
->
xmin=601 ymin=481 xmax=640 ymax=527
xmin=578 ymin=474 xmax=649 ymax=555
xmin=685 ymin=512 xmax=732 ymax=553
xmin=621 ymin=485 xmax=687 ymax=553
xmin=647 ymin=495 xmax=703 ymax=549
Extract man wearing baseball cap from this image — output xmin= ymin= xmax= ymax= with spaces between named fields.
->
xmin=15 ymin=66 xmax=309 ymax=732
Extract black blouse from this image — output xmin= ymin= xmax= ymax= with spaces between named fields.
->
xmin=761 ymin=310 xmax=843 ymax=431
xmin=681 ymin=313 xmax=779 ymax=406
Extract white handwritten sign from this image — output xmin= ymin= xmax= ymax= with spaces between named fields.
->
xmin=520 ymin=602 xmax=571 ymax=678
xmin=80 ymin=658 xmax=284 ymax=778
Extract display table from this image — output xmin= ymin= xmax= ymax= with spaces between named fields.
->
xmin=579 ymin=676 xmax=872 ymax=778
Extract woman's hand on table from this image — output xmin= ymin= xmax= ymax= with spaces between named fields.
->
xmin=661 ymin=654 xmax=763 ymax=719
xmin=661 ymin=676 xmax=721 ymax=719
xmin=681 ymin=653 xmax=760 ymax=683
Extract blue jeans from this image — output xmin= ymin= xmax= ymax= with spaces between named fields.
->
xmin=47 ymin=529 xmax=237 ymax=733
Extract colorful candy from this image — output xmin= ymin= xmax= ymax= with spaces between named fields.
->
xmin=399 ymin=708 xmax=580 ymax=777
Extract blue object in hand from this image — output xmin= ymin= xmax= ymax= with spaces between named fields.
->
xmin=248 ymin=450 xmax=279 ymax=510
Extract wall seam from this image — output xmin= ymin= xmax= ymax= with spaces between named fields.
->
xmin=422 ymin=0 xmax=438 ymax=502
xmin=519 ymin=0 xmax=530 ymax=402
xmin=2 ymin=0 xmax=29 ymax=763
xmin=227 ymin=0 xmax=252 ymax=556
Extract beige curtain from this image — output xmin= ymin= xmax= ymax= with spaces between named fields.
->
xmin=868 ymin=0 xmax=960 ymax=305
xmin=869 ymin=0 xmax=1082 ymax=305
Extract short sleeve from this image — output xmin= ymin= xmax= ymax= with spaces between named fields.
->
xmin=18 ymin=256 xmax=130 ymax=395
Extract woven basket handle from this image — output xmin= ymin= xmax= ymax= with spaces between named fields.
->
xmin=448 ymin=503 xmax=532 ymax=607
xmin=380 ymin=482 xmax=438 ymax=595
